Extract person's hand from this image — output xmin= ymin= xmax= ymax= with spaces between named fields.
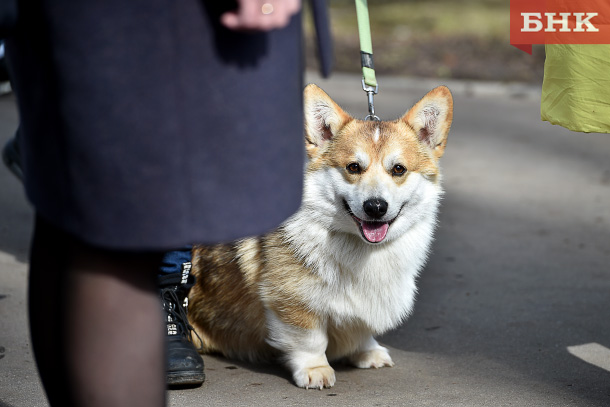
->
xmin=221 ymin=0 xmax=301 ymax=32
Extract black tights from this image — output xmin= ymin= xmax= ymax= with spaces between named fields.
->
xmin=28 ymin=216 xmax=166 ymax=407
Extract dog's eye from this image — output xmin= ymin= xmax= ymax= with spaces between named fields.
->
xmin=346 ymin=162 xmax=362 ymax=174
xmin=392 ymin=164 xmax=407 ymax=176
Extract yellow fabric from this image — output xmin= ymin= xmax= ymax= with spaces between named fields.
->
xmin=541 ymin=44 xmax=610 ymax=134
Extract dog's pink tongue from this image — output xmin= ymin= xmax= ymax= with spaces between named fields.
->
xmin=362 ymin=221 xmax=389 ymax=243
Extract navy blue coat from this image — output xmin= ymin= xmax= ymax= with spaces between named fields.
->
xmin=7 ymin=0 xmax=332 ymax=250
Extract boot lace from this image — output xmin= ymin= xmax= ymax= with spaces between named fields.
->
xmin=160 ymin=286 xmax=203 ymax=350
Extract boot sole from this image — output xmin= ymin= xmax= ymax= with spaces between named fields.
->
xmin=167 ymin=372 xmax=205 ymax=388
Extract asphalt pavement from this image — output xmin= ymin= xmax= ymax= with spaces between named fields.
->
xmin=1 ymin=72 xmax=609 ymax=407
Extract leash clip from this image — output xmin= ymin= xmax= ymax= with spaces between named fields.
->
xmin=362 ymin=79 xmax=380 ymax=121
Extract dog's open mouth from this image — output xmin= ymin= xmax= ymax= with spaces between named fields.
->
xmin=343 ymin=200 xmax=393 ymax=244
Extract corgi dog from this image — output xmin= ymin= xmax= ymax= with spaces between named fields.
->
xmin=188 ymin=84 xmax=453 ymax=389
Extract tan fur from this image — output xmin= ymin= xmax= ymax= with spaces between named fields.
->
xmin=189 ymin=230 xmax=323 ymax=362
xmin=306 ymin=87 xmax=449 ymax=184
xmin=404 ymin=86 xmax=453 ymax=160
xmin=189 ymin=241 xmax=272 ymax=361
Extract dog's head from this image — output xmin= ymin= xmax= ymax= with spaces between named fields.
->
xmin=302 ymin=84 xmax=453 ymax=245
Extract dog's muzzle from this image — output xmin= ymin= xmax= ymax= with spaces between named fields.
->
xmin=343 ymin=199 xmax=394 ymax=244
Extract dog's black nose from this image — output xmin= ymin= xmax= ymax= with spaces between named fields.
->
xmin=363 ymin=198 xmax=388 ymax=219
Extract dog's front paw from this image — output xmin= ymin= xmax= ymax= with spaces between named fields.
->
xmin=349 ymin=347 xmax=395 ymax=369
xmin=293 ymin=365 xmax=336 ymax=389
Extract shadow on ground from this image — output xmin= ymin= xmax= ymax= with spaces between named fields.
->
xmin=380 ymin=92 xmax=610 ymax=406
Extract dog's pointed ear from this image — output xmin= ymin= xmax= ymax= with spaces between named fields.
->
xmin=304 ymin=84 xmax=351 ymax=158
xmin=403 ymin=86 xmax=453 ymax=159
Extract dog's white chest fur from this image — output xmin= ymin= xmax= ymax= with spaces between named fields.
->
xmin=283 ymin=207 xmax=437 ymax=335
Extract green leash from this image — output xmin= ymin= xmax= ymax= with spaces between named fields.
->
xmin=355 ymin=0 xmax=379 ymax=121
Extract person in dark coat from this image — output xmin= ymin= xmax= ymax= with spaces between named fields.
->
xmin=5 ymin=0 xmax=332 ymax=405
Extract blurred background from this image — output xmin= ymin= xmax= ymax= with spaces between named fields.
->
xmin=305 ymin=0 xmax=545 ymax=82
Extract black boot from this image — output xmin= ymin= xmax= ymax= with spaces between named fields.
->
xmin=159 ymin=263 xmax=205 ymax=387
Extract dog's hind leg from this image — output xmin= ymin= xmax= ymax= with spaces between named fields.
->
xmin=265 ymin=310 xmax=336 ymax=389
xmin=347 ymin=335 xmax=395 ymax=369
